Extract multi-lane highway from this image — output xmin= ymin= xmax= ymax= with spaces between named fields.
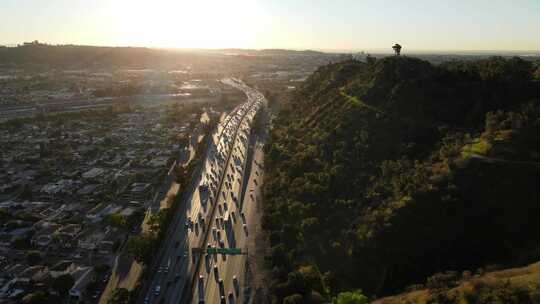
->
xmin=139 ymin=78 xmax=265 ymax=304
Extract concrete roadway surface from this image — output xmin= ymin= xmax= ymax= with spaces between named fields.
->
xmin=190 ymin=80 xmax=267 ymax=304
xmin=139 ymin=78 xmax=263 ymax=304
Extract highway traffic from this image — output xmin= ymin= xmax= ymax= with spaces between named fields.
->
xmin=139 ymin=78 xmax=265 ymax=304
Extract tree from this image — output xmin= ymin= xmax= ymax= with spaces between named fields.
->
xmin=52 ymin=274 xmax=75 ymax=297
xmin=334 ymin=290 xmax=369 ymax=304
xmin=287 ymin=271 xmax=311 ymax=295
xmin=126 ymin=234 xmax=157 ymax=264
xmin=534 ymin=66 xmax=540 ymax=80
xmin=104 ymin=213 xmax=126 ymax=229
xmin=13 ymin=237 xmax=31 ymax=250
xmin=22 ymin=291 xmax=49 ymax=304
xmin=283 ymin=293 xmax=304 ymax=304
xmin=108 ymin=288 xmax=130 ymax=304
xmin=26 ymin=251 xmax=42 ymax=265
xmin=392 ymin=43 xmax=402 ymax=56
xmin=126 ymin=209 xmax=145 ymax=228
xmin=366 ymin=54 xmax=376 ymax=66
xmin=94 ymin=264 xmax=110 ymax=277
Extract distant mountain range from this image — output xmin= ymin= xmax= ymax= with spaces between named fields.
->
xmin=0 ymin=44 xmax=339 ymax=69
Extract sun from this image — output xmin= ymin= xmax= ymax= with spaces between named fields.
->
xmin=106 ymin=0 xmax=260 ymax=48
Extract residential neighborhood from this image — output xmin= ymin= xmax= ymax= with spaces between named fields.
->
xmin=0 ymin=102 xmax=209 ymax=302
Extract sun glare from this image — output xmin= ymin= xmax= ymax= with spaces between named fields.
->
xmin=106 ymin=0 xmax=260 ymax=48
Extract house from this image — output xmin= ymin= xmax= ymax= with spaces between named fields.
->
xmin=5 ymin=264 xmax=27 ymax=278
xmin=86 ymin=203 xmax=106 ymax=221
xmin=82 ymin=168 xmax=105 ymax=179
xmin=56 ymin=224 xmax=82 ymax=238
xmin=49 ymin=260 xmax=76 ymax=278
xmin=40 ymin=179 xmax=79 ymax=195
xmin=130 ymin=183 xmax=150 ymax=194
xmin=0 ymin=234 xmax=12 ymax=249
xmin=77 ymin=227 xmax=110 ymax=250
xmin=0 ymin=277 xmax=30 ymax=299
xmin=76 ymin=184 xmax=99 ymax=196
xmin=33 ymin=235 xmax=52 ymax=247
xmin=126 ymin=182 xmax=151 ymax=201
xmin=18 ymin=265 xmax=49 ymax=282
xmin=68 ymin=267 xmax=93 ymax=299
xmin=148 ymin=156 xmax=169 ymax=168
xmin=119 ymin=207 xmax=136 ymax=217
xmin=98 ymin=229 xmax=122 ymax=255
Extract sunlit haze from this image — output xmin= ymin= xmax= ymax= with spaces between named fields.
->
xmin=2 ymin=0 xmax=540 ymax=51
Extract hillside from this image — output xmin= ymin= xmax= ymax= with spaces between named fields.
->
xmin=262 ymin=56 xmax=540 ymax=303
xmin=373 ymin=261 xmax=540 ymax=304
xmin=0 ymin=44 xmax=339 ymax=70
xmin=0 ymin=45 xmax=197 ymax=68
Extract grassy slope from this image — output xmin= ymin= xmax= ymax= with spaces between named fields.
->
xmin=373 ymin=261 xmax=540 ymax=304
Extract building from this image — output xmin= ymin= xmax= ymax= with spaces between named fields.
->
xmin=68 ymin=267 xmax=93 ymax=299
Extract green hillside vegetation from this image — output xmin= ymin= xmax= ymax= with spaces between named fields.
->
xmin=262 ymin=56 xmax=540 ymax=303
xmin=373 ymin=261 xmax=540 ymax=304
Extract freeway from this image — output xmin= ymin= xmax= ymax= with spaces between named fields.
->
xmin=190 ymin=80 xmax=267 ymax=304
xmin=138 ymin=78 xmax=264 ymax=304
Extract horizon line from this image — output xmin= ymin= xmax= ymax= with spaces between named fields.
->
xmin=1 ymin=42 xmax=540 ymax=55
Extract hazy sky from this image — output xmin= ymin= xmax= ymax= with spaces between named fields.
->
xmin=1 ymin=0 xmax=539 ymax=51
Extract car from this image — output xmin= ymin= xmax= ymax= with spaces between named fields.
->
xmin=143 ymin=296 xmax=149 ymax=304
xmin=198 ymin=275 xmax=204 ymax=286
xmin=218 ymin=278 xmax=225 ymax=296
xmin=213 ymin=265 xmax=219 ymax=277
xmin=219 ymin=240 xmax=225 ymax=248
xmin=154 ymin=285 xmax=161 ymax=295
xmin=228 ymin=292 xmax=235 ymax=304
xmin=233 ymin=275 xmax=239 ymax=293
xmin=220 ymin=295 xmax=226 ymax=304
